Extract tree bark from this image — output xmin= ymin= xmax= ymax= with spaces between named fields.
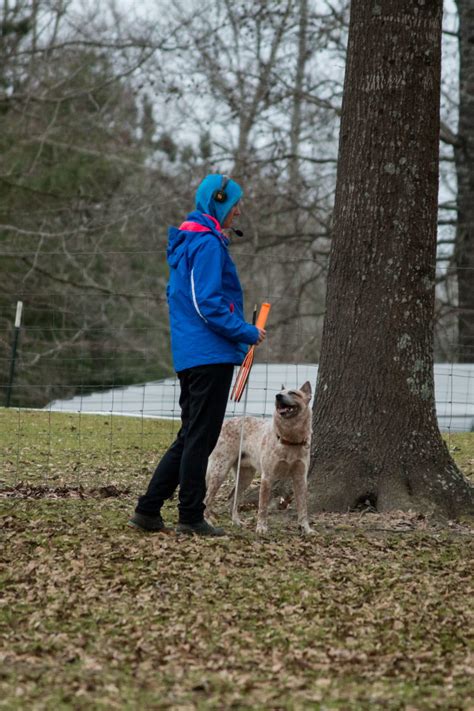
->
xmin=454 ymin=0 xmax=474 ymax=363
xmin=308 ymin=0 xmax=473 ymax=519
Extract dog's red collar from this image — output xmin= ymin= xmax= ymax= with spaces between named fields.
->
xmin=277 ymin=435 xmax=309 ymax=447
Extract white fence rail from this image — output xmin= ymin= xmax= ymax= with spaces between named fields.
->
xmin=46 ymin=363 xmax=474 ymax=433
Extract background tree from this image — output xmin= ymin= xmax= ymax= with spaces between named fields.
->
xmin=1 ymin=0 xmax=472 ymax=413
xmin=308 ymin=0 xmax=473 ymax=518
xmin=453 ymin=0 xmax=474 ymax=362
xmin=0 ymin=1 xmax=181 ymax=406
xmin=432 ymin=0 xmax=473 ymax=360
xmin=156 ymin=0 xmax=347 ymax=362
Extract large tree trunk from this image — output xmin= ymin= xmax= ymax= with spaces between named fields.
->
xmin=307 ymin=0 xmax=473 ymax=519
xmin=454 ymin=0 xmax=474 ymax=363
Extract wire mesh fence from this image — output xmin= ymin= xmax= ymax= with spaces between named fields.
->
xmin=1 ymin=250 xmax=473 ymax=494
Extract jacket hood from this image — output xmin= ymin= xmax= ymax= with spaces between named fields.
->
xmin=195 ymin=174 xmax=243 ymax=225
xmin=167 ymin=227 xmax=188 ymax=269
xmin=166 ymin=211 xmax=228 ymax=269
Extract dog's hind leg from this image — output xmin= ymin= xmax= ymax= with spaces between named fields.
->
xmin=205 ymin=454 xmax=232 ymax=521
xmin=230 ymin=465 xmax=255 ymax=526
xmin=292 ymin=473 xmax=314 ymax=536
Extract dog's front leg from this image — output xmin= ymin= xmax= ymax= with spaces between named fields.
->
xmin=256 ymin=472 xmax=273 ymax=534
xmin=293 ymin=473 xmax=314 ymax=536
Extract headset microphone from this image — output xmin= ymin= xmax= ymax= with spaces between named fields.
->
xmin=231 ymin=228 xmax=244 ymax=237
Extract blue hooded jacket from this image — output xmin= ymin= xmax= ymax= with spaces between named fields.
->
xmin=166 ymin=175 xmax=259 ymax=372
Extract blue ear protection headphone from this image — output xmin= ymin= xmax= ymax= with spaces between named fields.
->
xmin=212 ymin=175 xmax=229 ymax=203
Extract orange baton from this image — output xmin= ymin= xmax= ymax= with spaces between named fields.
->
xmin=230 ymin=302 xmax=271 ymax=402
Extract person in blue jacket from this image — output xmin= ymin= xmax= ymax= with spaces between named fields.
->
xmin=129 ymin=174 xmax=266 ymax=536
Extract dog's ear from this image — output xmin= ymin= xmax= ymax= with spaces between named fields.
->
xmin=281 ymin=384 xmax=285 ymax=391
xmin=300 ymin=381 xmax=312 ymax=401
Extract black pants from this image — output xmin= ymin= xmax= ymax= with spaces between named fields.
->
xmin=136 ymin=363 xmax=234 ymax=524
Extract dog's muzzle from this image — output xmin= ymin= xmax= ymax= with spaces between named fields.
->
xmin=275 ymin=394 xmax=298 ymax=417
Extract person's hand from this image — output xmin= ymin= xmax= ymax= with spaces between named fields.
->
xmin=255 ymin=328 xmax=266 ymax=345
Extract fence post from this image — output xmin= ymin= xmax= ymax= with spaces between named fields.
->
xmin=6 ymin=301 xmax=23 ymax=408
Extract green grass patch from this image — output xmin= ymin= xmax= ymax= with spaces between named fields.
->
xmin=1 ymin=408 xmax=472 ymax=492
xmin=0 ymin=408 xmax=177 ymax=492
xmin=445 ymin=431 xmax=474 ymax=482
xmin=1 ymin=410 xmax=473 ymax=709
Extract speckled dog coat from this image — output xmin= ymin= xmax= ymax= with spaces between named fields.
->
xmin=205 ymin=382 xmax=314 ymax=535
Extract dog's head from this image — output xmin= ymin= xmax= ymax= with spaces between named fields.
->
xmin=275 ymin=381 xmax=312 ymax=419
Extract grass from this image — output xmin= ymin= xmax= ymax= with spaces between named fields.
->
xmin=1 ymin=409 xmax=473 ymax=710
xmin=0 ymin=408 xmax=176 ymax=492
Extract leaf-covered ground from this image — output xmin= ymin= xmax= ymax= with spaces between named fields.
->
xmin=1 ymin=409 xmax=473 ymax=710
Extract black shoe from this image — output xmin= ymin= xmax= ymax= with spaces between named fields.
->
xmin=176 ymin=520 xmax=226 ymax=537
xmin=128 ymin=512 xmax=172 ymax=533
